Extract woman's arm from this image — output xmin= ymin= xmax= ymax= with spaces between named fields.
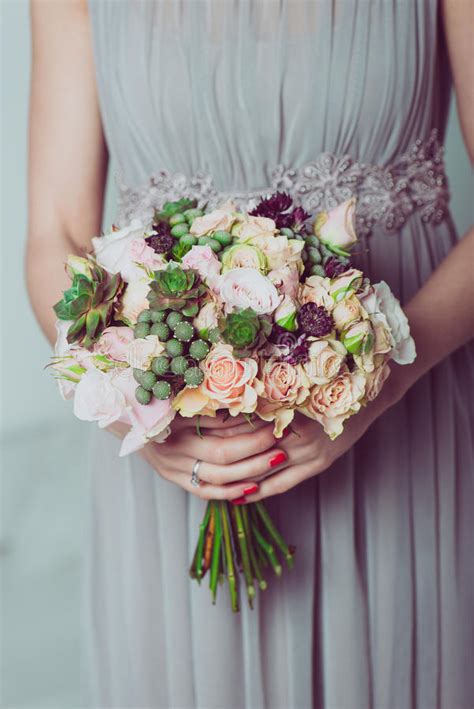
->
xmin=27 ymin=0 xmax=108 ymax=344
xmin=243 ymin=1 xmax=474 ymax=502
xmin=26 ymin=0 xmax=278 ymax=500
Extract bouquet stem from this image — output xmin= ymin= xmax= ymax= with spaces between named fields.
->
xmin=189 ymin=500 xmax=294 ymax=611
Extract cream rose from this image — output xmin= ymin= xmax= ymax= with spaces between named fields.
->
xmin=329 ymin=269 xmax=364 ymax=303
xmin=239 ymin=216 xmax=277 ymax=241
xmin=313 ymin=198 xmax=357 ymax=254
xmin=119 ymin=280 xmax=151 ymax=325
xmin=268 ymin=264 xmax=300 ymax=299
xmin=365 ymin=362 xmax=391 ymax=402
xmin=304 ymin=339 xmax=346 ymax=385
xmin=193 ymin=301 xmax=219 ymax=336
xmin=126 ymin=335 xmax=165 ymax=370
xmin=219 ymin=268 xmax=281 ymax=315
xmin=248 ymin=234 xmax=304 ymax=271
xmin=299 ymin=370 xmax=366 ymax=439
xmin=332 ymin=296 xmax=362 ymax=330
xmin=190 ymin=209 xmax=235 ymax=237
xmin=298 ymin=275 xmax=334 ymax=311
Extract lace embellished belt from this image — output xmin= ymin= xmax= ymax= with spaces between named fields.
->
xmin=116 ymin=130 xmax=449 ymax=237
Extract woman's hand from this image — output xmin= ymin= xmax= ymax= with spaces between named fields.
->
xmin=107 ymin=414 xmax=288 ymax=501
xmin=242 ymin=384 xmax=400 ymax=503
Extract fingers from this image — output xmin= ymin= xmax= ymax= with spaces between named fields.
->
xmin=168 ymin=424 xmax=278 ymax=467
xmin=196 ymin=448 xmax=289 ymax=485
xmin=242 ymin=464 xmax=309 ymax=502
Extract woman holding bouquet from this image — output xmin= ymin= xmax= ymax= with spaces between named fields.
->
xmin=27 ymin=1 xmax=473 ymax=707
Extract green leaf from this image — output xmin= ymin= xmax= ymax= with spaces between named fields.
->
xmin=86 ymin=309 xmax=101 ymax=341
xmin=69 ymin=294 xmax=91 ymax=318
xmin=53 ymin=299 xmax=72 ymax=320
xmin=66 ymin=314 xmax=87 ymax=343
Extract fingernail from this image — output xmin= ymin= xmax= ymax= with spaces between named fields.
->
xmin=243 ymin=484 xmax=258 ymax=495
xmin=270 ymin=451 xmax=287 ymax=468
xmin=231 ymin=496 xmax=247 ymax=505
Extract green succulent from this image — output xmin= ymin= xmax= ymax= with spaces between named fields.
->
xmin=147 ymin=263 xmax=206 ymax=314
xmin=53 ymin=261 xmax=122 ymax=348
xmin=221 ymin=308 xmax=270 ymax=353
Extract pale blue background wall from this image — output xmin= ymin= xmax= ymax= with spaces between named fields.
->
xmin=1 ymin=0 xmax=472 ymax=706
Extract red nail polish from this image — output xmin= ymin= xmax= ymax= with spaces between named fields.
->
xmin=243 ymin=484 xmax=258 ymax=495
xmin=270 ymin=451 xmax=287 ymax=468
xmin=282 ymin=427 xmax=291 ymax=438
xmin=231 ymin=496 xmax=247 ymax=505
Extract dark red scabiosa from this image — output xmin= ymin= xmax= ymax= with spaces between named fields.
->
xmin=298 ymin=303 xmax=334 ymax=337
xmin=269 ymin=326 xmax=310 ymax=365
xmin=324 ymin=256 xmax=351 ymax=279
xmin=146 ymin=222 xmax=174 ymax=254
xmin=251 ymin=191 xmax=293 ymax=220
xmin=291 ymin=206 xmax=311 ymax=234
xmin=280 ymin=334 xmax=310 ymax=365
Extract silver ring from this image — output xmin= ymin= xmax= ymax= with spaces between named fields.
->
xmin=190 ymin=459 xmax=202 ymax=488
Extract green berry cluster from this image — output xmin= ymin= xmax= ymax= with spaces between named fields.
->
xmin=132 ymin=305 xmax=213 ymax=405
xmin=299 ymin=234 xmax=350 ymax=277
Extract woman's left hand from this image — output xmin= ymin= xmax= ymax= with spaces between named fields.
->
xmin=239 ymin=396 xmax=392 ymax=503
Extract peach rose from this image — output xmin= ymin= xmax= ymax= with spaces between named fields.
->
xmin=298 ymin=275 xmax=334 ymax=310
xmin=299 ymin=370 xmax=366 ymax=439
xmin=190 ymin=209 xmax=235 ymax=237
xmin=201 ymin=343 xmax=259 ymax=415
xmin=304 ymin=339 xmax=346 ymax=385
xmin=256 ymin=359 xmax=310 ymax=436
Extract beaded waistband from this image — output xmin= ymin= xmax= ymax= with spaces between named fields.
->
xmin=116 ymin=130 xmax=449 ymax=236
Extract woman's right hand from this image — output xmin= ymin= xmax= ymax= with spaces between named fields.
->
xmin=108 ymin=415 xmax=288 ymax=502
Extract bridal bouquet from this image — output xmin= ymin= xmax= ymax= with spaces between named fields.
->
xmin=51 ymin=192 xmax=415 ymax=611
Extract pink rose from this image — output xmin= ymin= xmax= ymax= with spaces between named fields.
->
xmin=300 ymin=370 xmax=366 ymax=439
xmin=201 ymin=343 xmax=259 ymax=415
xmin=94 ymin=327 xmax=134 ymax=362
xmin=181 ymin=245 xmax=222 ymax=286
xmin=123 ymin=238 xmax=165 ymax=282
xmin=219 ymin=268 xmax=281 ymax=315
xmin=190 ymin=209 xmax=235 ymax=237
xmin=111 ymin=369 xmax=176 ymax=456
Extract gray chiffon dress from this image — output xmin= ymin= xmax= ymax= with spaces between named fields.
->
xmin=81 ymin=2 xmax=474 ymax=707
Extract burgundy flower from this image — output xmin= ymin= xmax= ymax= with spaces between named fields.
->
xmin=250 ymin=191 xmax=293 ymax=220
xmin=280 ymin=334 xmax=310 ymax=365
xmin=298 ymin=303 xmax=334 ymax=337
xmin=147 ymin=222 xmax=174 ymax=254
xmin=291 ymin=206 xmax=311 ymax=233
xmin=324 ymin=256 xmax=351 ymax=279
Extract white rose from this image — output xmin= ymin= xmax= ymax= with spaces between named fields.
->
xmin=298 ymin=275 xmax=334 ymax=311
xmin=373 ymin=281 xmax=416 ymax=364
xmin=219 ymin=268 xmax=281 ymax=315
xmin=126 ymin=335 xmax=164 ymax=371
xmin=119 ymin=280 xmax=151 ymax=325
xmin=73 ymin=367 xmax=127 ymax=428
xmin=92 ymin=219 xmax=149 ymax=281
